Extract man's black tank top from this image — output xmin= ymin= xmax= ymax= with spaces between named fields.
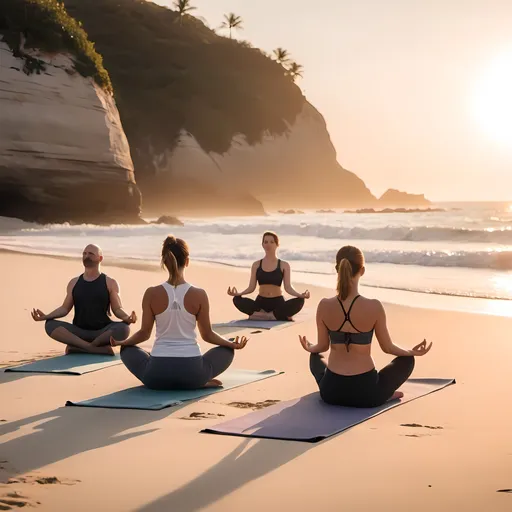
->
xmin=72 ymin=273 xmax=112 ymax=330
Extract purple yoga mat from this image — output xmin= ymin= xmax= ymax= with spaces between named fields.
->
xmin=202 ymin=378 xmax=455 ymax=442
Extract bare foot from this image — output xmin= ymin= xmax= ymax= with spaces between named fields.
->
xmin=65 ymin=345 xmax=87 ymax=355
xmin=389 ymin=391 xmax=404 ymax=401
xmin=65 ymin=345 xmax=114 ymax=356
xmin=91 ymin=345 xmax=115 ymax=356
xmin=248 ymin=312 xmax=268 ymax=320
xmin=203 ymin=379 xmax=223 ymax=388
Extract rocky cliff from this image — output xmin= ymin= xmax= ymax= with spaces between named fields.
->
xmin=63 ymin=0 xmax=377 ymax=215
xmin=0 ymin=1 xmax=141 ymax=224
xmin=156 ymin=102 xmax=376 ymax=212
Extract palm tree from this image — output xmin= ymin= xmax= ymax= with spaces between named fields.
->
xmin=173 ymin=0 xmax=196 ymax=24
xmin=273 ymin=47 xmax=290 ymax=66
xmin=287 ymin=61 xmax=304 ymax=82
xmin=220 ymin=13 xmax=243 ymax=39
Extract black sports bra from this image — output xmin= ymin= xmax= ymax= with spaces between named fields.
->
xmin=256 ymin=259 xmax=283 ymax=286
xmin=328 ymin=295 xmax=374 ymax=351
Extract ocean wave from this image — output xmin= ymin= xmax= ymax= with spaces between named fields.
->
xmin=3 ymin=235 xmax=512 ymax=270
xmin=297 ymin=248 xmax=512 ymax=270
xmin=360 ymin=282 xmax=512 ymax=301
xmin=190 ymin=223 xmax=512 ymax=244
xmin=197 ymin=248 xmax=512 ymax=271
xmin=13 ymin=219 xmax=512 ymax=244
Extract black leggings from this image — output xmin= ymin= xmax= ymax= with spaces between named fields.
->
xmin=45 ymin=319 xmax=130 ymax=342
xmin=120 ymin=345 xmax=234 ymax=390
xmin=310 ymin=354 xmax=415 ymax=407
xmin=233 ymin=295 xmax=304 ymax=321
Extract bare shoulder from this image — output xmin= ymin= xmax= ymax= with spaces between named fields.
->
xmin=67 ymin=276 xmax=80 ymax=289
xmin=361 ymin=296 xmax=384 ymax=313
xmin=105 ymin=275 xmax=119 ymax=290
xmin=187 ymin=285 xmax=207 ymax=299
xmin=142 ymin=286 xmax=164 ymax=306
xmin=317 ymin=296 xmax=337 ymax=310
xmin=280 ymin=260 xmax=291 ymax=268
xmin=144 ymin=285 xmax=159 ymax=296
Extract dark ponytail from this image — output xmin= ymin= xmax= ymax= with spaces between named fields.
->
xmin=161 ymin=236 xmax=189 ymax=286
xmin=335 ymin=245 xmax=364 ymax=300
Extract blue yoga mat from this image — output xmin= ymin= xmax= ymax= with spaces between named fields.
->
xmin=65 ymin=369 xmax=284 ymax=410
xmin=4 ymin=354 xmax=122 ymax=375
xmin=202 ymin=378 xmax=456 ymax=442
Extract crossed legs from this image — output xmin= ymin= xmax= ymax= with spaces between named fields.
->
xmin=309 ymin=353 xmax=415 ymax=407
xmin=45 ymin=320 xmax=130 ymax=355
xmin=233 ymin=296 xmax=305 ymax=321
xmin=120 ymin=345 xmax=235 ymax=389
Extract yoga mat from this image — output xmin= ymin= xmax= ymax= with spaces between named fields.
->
xmin=214 ymin=309 xmax=312 ymax=331
xmin=4 ymin=353 xmax=122 ymax=375
xmin=65 ymin=369 xmax=284 ymax=410
xmin=202 ymin=378 xmax=456 ymax=442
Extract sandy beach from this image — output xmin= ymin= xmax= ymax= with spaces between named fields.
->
xmin=1 ymin=250 xmax=511 ymax=511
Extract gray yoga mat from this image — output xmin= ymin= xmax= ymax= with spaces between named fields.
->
xmin=214 ymin=309 xmax=312 ymax=331
xmin=4 ymin=353 xmax=122 ymax=375
xmin=65 ymin=369 xmax=284 ymax=410
xmin=202 ymin=378 xmax=456 ymax=442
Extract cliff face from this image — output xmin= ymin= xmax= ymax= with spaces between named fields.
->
xmin=151 ymin=102 xmax=376 ymax=212
xmin=63 ymin=0 xmax=377 ymax=215
xmin=0 ymin=42 xmax=141 ymax=224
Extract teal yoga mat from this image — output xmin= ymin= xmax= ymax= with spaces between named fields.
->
xmin=202 ymin=378 xmax=456 ymax=442
xmin=4 ymin=354 xmax=122 ymax=375
xmin=65 ymin=369 xmax=284 ymax=410
xmin=214 ymin=309 xmax=312 ymax=331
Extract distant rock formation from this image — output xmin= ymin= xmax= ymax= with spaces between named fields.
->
xmin=277 ymin=209 xmax=304 ymax=215
xmin=150 ymin=215 xmax=184 ymax=226
xmin=0 ymin=42 xmax=141 ymax=224
xmin=379 ymin=189 xmax=431 ymax=207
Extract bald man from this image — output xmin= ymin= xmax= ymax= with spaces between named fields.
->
xmin=31 ymin=244 xmax=136 ymax=355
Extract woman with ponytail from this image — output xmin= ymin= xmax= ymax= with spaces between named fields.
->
xmin=111 ymin=235 xmax=248 ymax=390
xmin=298 ymin=245 xmax=432 ymax=407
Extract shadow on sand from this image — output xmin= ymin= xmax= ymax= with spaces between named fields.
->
xmin=137 ymin=436 xmax=314 ymax=512
xmin=0 ymin=405 xmax=182 ymax=480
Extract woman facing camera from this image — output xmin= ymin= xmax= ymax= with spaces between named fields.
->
xmin=299 ymin=245 xmax=432 ymax=407
xmin=227 ymin=231 xmax=310 ymax=321
xmin=110 ymin=236 xmax=248 ymax=390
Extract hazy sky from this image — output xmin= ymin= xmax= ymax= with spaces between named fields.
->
xmin=158 ymin=0 xmax=512 ymax=201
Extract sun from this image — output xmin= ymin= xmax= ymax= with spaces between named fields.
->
xmin=471 ymin=50 xmax=512 ymax=147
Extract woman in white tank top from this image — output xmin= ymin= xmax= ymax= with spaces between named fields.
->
xmin=111 ymin=236 xmax=249 ymax=390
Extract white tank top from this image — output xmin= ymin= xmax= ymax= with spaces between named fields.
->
xmin=151 ymin=282 xmax=201 ymax=358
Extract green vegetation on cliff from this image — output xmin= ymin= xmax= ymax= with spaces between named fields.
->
xmin=61 ymin=0 xmax=304 ymax=170
xmin=0 ymin=0 xmax=111 ymax=91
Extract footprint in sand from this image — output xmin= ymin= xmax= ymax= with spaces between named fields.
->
xmin=35 ymin=477 xmax=60 ymax=485
xmin=181 ymin=412 xmax=226 ymax=420
xmin=6 ymin=475 xmax=79 ymax=486
xmin=400 ymin=423 xmax=444 ymax=430
xmin=227 ymin=400 xmax=281 ymax=410
xmin=0 ymin=492 xmax=37 ymax=510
